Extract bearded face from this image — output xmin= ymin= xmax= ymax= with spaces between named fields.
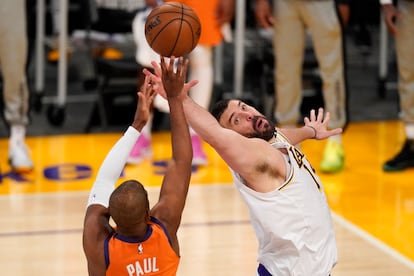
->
xmin=214 ymin=100 xmax=277 ymax=141
xmin=246 ymin=115 xmax=276 ymax=141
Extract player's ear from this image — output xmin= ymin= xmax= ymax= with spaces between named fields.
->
xmin=145 ymin=211 xmax=151 ymax=223
xmin=145 ymin=204 xmax=150 ymax=222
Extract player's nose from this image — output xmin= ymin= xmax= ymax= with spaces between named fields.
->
xmin=242 ymin=112 xmax=253 ymax=121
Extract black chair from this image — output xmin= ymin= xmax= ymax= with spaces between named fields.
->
xmin=79 ymin=2 xmax=144 ymax=131
xmin=85 ymin=56 xmax=142 ymax=132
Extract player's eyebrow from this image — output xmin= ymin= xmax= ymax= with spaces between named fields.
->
xmin=228 ymin=101 xmax=242 ymax=125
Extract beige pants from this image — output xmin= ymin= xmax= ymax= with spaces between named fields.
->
xmin=0 ymin=0 xmax=29 ymax=126
xmin=272 ymin=0 xmax=346 ymax=129
xmin=396 ymin=1 xmax=414 ymax=124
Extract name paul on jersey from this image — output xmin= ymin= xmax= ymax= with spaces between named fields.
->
xmin=126 ymin=257 xmax=159 ymax=275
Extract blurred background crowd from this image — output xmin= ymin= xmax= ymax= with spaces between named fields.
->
xmin=0 ymin=0 xmax=411 ymax=173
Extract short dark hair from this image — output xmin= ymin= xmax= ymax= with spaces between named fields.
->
xmin=109 ymin=180 xmax=149 ymax=227
xmin=211 ymin=99 xmax=231 ymax=122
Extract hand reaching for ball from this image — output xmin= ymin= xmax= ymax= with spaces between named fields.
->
xmin=143 ymin=57 xmax=198 ymax=101
xmin=160 ymin=56 xmax=187 ymax=99
xmin=132 ymin=74 xmax=157 ymax=131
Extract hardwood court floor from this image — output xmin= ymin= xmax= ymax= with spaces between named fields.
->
xmin=0 ymin=120 xmax=414 ymax=275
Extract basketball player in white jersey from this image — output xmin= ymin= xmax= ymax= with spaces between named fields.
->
xmin=144 ymin=59 xmax=341 ymax=275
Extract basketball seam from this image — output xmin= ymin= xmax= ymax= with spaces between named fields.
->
xmin=145 ymin=2 xmax=200 ymax=56
xmin=148 ymin=19 xmax=185 ymax=56
xmin=167 ymin=6 xmax=185 ymax=57
xmin=181 ymin=19 xmax=198 ymax=49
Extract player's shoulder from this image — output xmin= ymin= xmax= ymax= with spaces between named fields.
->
xmin=274 ymin=130 xmax=292 ymax=144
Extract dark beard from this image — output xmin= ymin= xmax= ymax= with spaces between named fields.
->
xmin=247 ymin=116 xmax=276 ymax=141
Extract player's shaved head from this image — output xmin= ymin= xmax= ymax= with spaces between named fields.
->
xmin=109 ymin=180 xmax=150 ymax=232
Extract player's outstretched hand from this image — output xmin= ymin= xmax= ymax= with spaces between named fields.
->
xmin=132 ymin=74 xmax=157 ymax=131
xmin=303 ymin=108 xmax=343 ymax=140
xmin=142 ymin=56 xmax=198 ymax=101
xmin=160 ymin=56 xmax=187 ymax=99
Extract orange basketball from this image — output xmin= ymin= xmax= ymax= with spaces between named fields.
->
xmin=144 ymin=2 xmax=201 ymax=57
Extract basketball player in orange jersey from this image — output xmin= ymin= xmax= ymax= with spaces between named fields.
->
xmin=128 ymin=0 xmax=235 ymax=166
xmin=83 ymin=57 xmax=197 ymax=275
xmin=145 ymin=60 xmax=340 ymax=275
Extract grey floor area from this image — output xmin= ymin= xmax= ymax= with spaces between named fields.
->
xmin=0 ymin=25 xmax=400 ymax=138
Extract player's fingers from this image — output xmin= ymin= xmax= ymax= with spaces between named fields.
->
xmin=176 ymin=56 xmax=183 ymax=76
xmin=148 ymin=86 xmax=157 ymax=103
xmin=142 ymin=75 xmax=151 ymax=94
xmin=310 ymin=109 xmax=316 ymax=122
xmin=187 ymin=79 xmax=199 ymax=89
xmin=181 ymin=58 xmax=189 ymax=78
xmin=142 ymin=68 xmax=151 ymax=77
xmin=137 ymin=91 xmax=146 ymax=109
xmin=150 ymin=60 xmax=162 ymax=77
xmin=329 ymin=128 xmax=343 ymax=136
xmin=144 ymin=69 xmax=162 ymax=89
xmin=168 ymin=56 xmax=175 ymax=74
xmin=160 ymin=57 xmax=167 ymax=73
xmin=316 ymin=107 xmax=324 ymax=122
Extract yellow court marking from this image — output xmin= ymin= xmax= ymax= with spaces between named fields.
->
xmin=0 ymin=132 xmax=233 ymax=195
xmin=0 ymin=121 xmax=413 ymax=263
xmin=302 ymin=121 xmax=414 ymax=263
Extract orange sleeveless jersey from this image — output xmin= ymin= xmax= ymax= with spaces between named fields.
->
xmin=104 ymin=217 xmax=180 ymax=275
xmin=165 ymin=0 xmax=222 ymax=46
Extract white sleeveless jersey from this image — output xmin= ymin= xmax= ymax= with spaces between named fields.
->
xmin=231 ymin=133 xmax=337 ymax=275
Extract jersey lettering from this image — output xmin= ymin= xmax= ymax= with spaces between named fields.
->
xmin=288 ymin=146 xmax=320 ymax=190
xmin=126 ymin=257 xmax=159 ymax=275
xmin=289 ymin=146 xmax=305 ymax=168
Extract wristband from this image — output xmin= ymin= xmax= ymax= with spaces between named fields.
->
xmin=306 ymin=126 xmax=317 ymax=139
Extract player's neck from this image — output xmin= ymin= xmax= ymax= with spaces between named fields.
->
xmin=118 ymin=223 xmax=149 ymax=238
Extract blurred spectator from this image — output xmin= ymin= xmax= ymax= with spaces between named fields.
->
xmin=381 ymin=0 xmax=414 ymax=171
xmin=0 ymin=0 xmax=33 ymax=172
xmin=254 ymin=0 xmax=349 ymax=173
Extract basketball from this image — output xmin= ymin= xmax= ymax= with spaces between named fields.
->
xmin=144 ymin=2 xmax=201 ymax=57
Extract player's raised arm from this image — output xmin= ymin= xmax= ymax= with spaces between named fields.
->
xmin=82 ymin=76 xmax=156 ymax=275
xmin=143 ymin=60 xmax=276 ymax=184
xmin=149 ymin=57 xmax=193 ymax=253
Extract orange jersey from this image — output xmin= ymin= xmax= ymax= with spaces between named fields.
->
xmin=105 ymin=217 xmax=180 ymax=276
xmin=165 ymin=0 xmax=222 ymax=46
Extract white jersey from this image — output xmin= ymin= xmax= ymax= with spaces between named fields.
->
xmin=231 ymin=134 xmax=337 ymax=276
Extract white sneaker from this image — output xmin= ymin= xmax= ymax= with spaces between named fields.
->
xmin=9 ymin=142 xmax=34 ymax=172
